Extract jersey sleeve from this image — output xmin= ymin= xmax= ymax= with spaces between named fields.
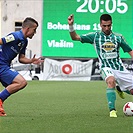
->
xmin=80 ymin=32 xmax=95 ymax=44
xmin=19 ymin=40 xmax=28 ymax=55
xmin=1 ymin=34 xmax=16 ymax=44
xmin=120 ymin=36 xmax=132 ymax=53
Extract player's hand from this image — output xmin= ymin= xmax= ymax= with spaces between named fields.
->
xmin=31 ymin=54 xmax=44 ymax=65
xmin=68 ymin=14 xmax=74 ymax=25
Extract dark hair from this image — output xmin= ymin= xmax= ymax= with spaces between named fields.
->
xmin=22 ymin=17 xmax=38 ymax=28
xmin=100 ymin=14 xmax=112 ymax=22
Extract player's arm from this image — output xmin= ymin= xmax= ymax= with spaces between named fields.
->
xmin=120 ymin=36 xmax=133 ymax=58
xmin=18 ymin=54 xmax=43 ymax=64
xmin=120 ymin=39 xmax=133 ymax=59
xmin=68 ymin=14 xmax=80 ymax=41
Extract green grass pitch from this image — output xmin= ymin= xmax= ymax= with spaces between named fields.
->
xmin=0 ymin=81 xmax=133 ymax=133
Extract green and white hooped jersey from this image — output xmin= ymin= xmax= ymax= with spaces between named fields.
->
xmin=80 ymin=31 xmax=132 ymax=71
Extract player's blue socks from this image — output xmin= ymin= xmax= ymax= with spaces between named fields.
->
xmin=106 ymin=88 xmax=116 ymax=111
xmin=0 ymin=89 xmax=11 ymax=102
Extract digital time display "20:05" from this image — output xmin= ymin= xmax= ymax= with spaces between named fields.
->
xmin=76 ymin=0 xmax=128 ymax=14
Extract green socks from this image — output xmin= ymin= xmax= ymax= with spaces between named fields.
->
xmin=124 ymin=90 xmax=131 ymax=95
xmin=106 ymin=88 xmax=116 ymax=111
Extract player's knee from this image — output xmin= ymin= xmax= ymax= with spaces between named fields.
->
xmin=130 ymin=89 xmax=133 ymax=95
xmin=22 ymin=80 xmax=27 ymax=88
xmin=19 ymin=79 xmax=27 ymax=89
xmin=106 ymin=76 xmax=115 ymax=88
xmin=106 ymin=79 xmax=115 ymax=88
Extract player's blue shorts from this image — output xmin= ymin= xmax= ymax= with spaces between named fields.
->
xmin=0 ymin=66 xmax=19 ymax=87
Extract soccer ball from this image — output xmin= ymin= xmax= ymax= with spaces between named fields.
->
xmin=123 ymin=102 xmax=133 ymax=116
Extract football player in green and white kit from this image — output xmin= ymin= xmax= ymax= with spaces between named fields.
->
xmin=68 ymin=14 xmax=133 ymax=117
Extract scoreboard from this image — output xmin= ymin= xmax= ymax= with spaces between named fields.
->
xmin=42 ymin=0 xmax=133 ymax=58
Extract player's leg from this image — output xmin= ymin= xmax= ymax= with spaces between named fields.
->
xmin=113 ymin=69 xmax=133 ymax=96
xmin=100 ymin=67 xmax=117 ymax=117
xmin=115 ymin=85 xmax=125 ymax=99
xmin=5 ymin=74 xmax=27 ymax=94
xmin=112 ymin=69 xmax=125 ymax=99
xmin=123 ymin=88 xmax=133 ymax=95
xmin=106 ymin=76 xmax=117 ymax=117
xmin=0 ymin=69 xmax=27 ymax=116
xmin=0 ymin=99 xmax=6 ymax=116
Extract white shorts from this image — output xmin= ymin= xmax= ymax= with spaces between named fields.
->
xmin=100 ymin=67 xmax=133 ymax=91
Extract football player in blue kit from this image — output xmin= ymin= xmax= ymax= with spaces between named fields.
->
xmin=0 ymin=17 xmax=43 ymax=116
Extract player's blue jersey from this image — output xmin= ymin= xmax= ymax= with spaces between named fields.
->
xmin=0 ymin=30 xmax=28 ymax=66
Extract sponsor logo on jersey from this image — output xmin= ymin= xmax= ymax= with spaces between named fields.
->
xmin=18 ymin=43 xmax=24 ymax=50
xmin=5 ymin=34 xmax=15 ymax=43
xmin=102 ymin=52 xmax=117 ymax=59
xmin=11 ymin=46 xmax=19 ymax=54
xmin=102 ymin=42 xmax=115 ymax=52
